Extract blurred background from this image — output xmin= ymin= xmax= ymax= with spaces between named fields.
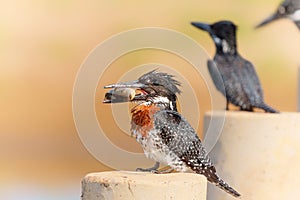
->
xmin=1 ymin=0 xmax=299 ymax=199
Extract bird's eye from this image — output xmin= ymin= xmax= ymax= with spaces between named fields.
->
xmin=152 ymin=82 xmax=160 ymax=86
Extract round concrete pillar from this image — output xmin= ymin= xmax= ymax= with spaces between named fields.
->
xmin=82 ymin=171 xmax=207 ymax=200
xmin=204 ymin=111 xmax=300 ymax=200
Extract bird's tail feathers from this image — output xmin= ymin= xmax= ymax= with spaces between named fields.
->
xmin=215 ymin=177 xmax=241 ymax=198
xmin=256 ymin=102 xmax=279 ymax=113
xmin=201 ymin=166 xmax=241 ymax=198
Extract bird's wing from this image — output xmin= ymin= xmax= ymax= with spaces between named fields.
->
xmin=238 ymin=59 xmax=264 ymax=104
xmin=153 ymin=110 xmax=212 ymax=171
xmin=154 ymin=110 xmax=242 ymax=197
xmin=207 ymin=60 xmax=226 ymax=96
xmin=211 ymin=57 xmax=249 ymax=107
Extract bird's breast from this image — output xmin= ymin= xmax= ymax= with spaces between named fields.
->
xmin=130 ymin=104 xmax=160 ymax=138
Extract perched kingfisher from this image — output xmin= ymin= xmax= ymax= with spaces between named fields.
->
xmin=256 ymin=0 xmax=300 ymax=29
xmin=103 ymin=70 xmax=241 ymax=198
xmin=191 ymin=20 xmax=279 ymax=113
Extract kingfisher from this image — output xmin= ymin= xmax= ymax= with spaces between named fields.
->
xmin=191 ymin=20 xmax=279 ymax=113
xmin=103 ymin=70 xmax=241 ymax=198
xmin=256 ymin=0 xmax=300 ymax=29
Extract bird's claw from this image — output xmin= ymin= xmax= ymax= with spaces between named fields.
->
xmin=136 ymin=162 xmax=160 ymax=173
xmin=136 ymin=168 xmax=159 ymax=174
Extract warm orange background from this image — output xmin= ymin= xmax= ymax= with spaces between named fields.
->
xmin=1 ymin=0 xmax=299 ymax=199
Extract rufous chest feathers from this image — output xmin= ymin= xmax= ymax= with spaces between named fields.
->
xmin=131 ymin=104 xmax=160 ymax=137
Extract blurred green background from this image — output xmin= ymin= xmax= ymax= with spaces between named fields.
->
xmin=1 ymin=0 xmax=299 ymax=199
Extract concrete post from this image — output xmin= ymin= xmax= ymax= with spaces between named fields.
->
xmin=297 ymin=67 xmax=300 ymax=112
xmin=81 ymin=171 xmax=207 ymax=200
xmin=203 ymin=111 xmax=300 ymax=200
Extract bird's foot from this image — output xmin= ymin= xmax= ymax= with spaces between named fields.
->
xmin=155 ymin=166 xmax=174 ymax=174
xmin=136 ymin=162 xmax=160 ymax=173
xmin=226 ymin=101 xmax=229 ymax=110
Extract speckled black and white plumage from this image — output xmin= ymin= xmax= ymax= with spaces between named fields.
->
xmin=256 ymin=0 xmax=300 ymax=29
xmin=209 ymin=53 xmax=277 ymax=112
xmin=105 ymin=70 xmax=241 ymax=198
xmin=192 ymin=20 xmax=279 ymax=113
xmin=131 ymin=107 xmax=241 ymax=197
xmin=157 ymin=110 xmax=240 ymax=196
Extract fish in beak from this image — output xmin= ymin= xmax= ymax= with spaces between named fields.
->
xmin=103 ymin=80 xmax=149 ymax=103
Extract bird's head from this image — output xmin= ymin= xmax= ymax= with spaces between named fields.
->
xmin=103 ymin=70 xmax=181 ymax=111
xmin=191 ymin=20 xmax=237 ymax=55
xmin=256 ymin=0 xmax=300 ymax=29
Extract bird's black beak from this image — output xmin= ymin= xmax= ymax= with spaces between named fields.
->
xmin=191 ymin=22 xmax=213 ymax=34
xmin=256 ymin=13 xmax=280 ymax=28
xmin=103 ymin=80 xmax=148 ymax=103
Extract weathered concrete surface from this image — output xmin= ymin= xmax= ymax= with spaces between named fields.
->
xmin=81 ymin=171 xmax=207 ymax=200
xmin=204 ymin=111 xmax=300 ymax=200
